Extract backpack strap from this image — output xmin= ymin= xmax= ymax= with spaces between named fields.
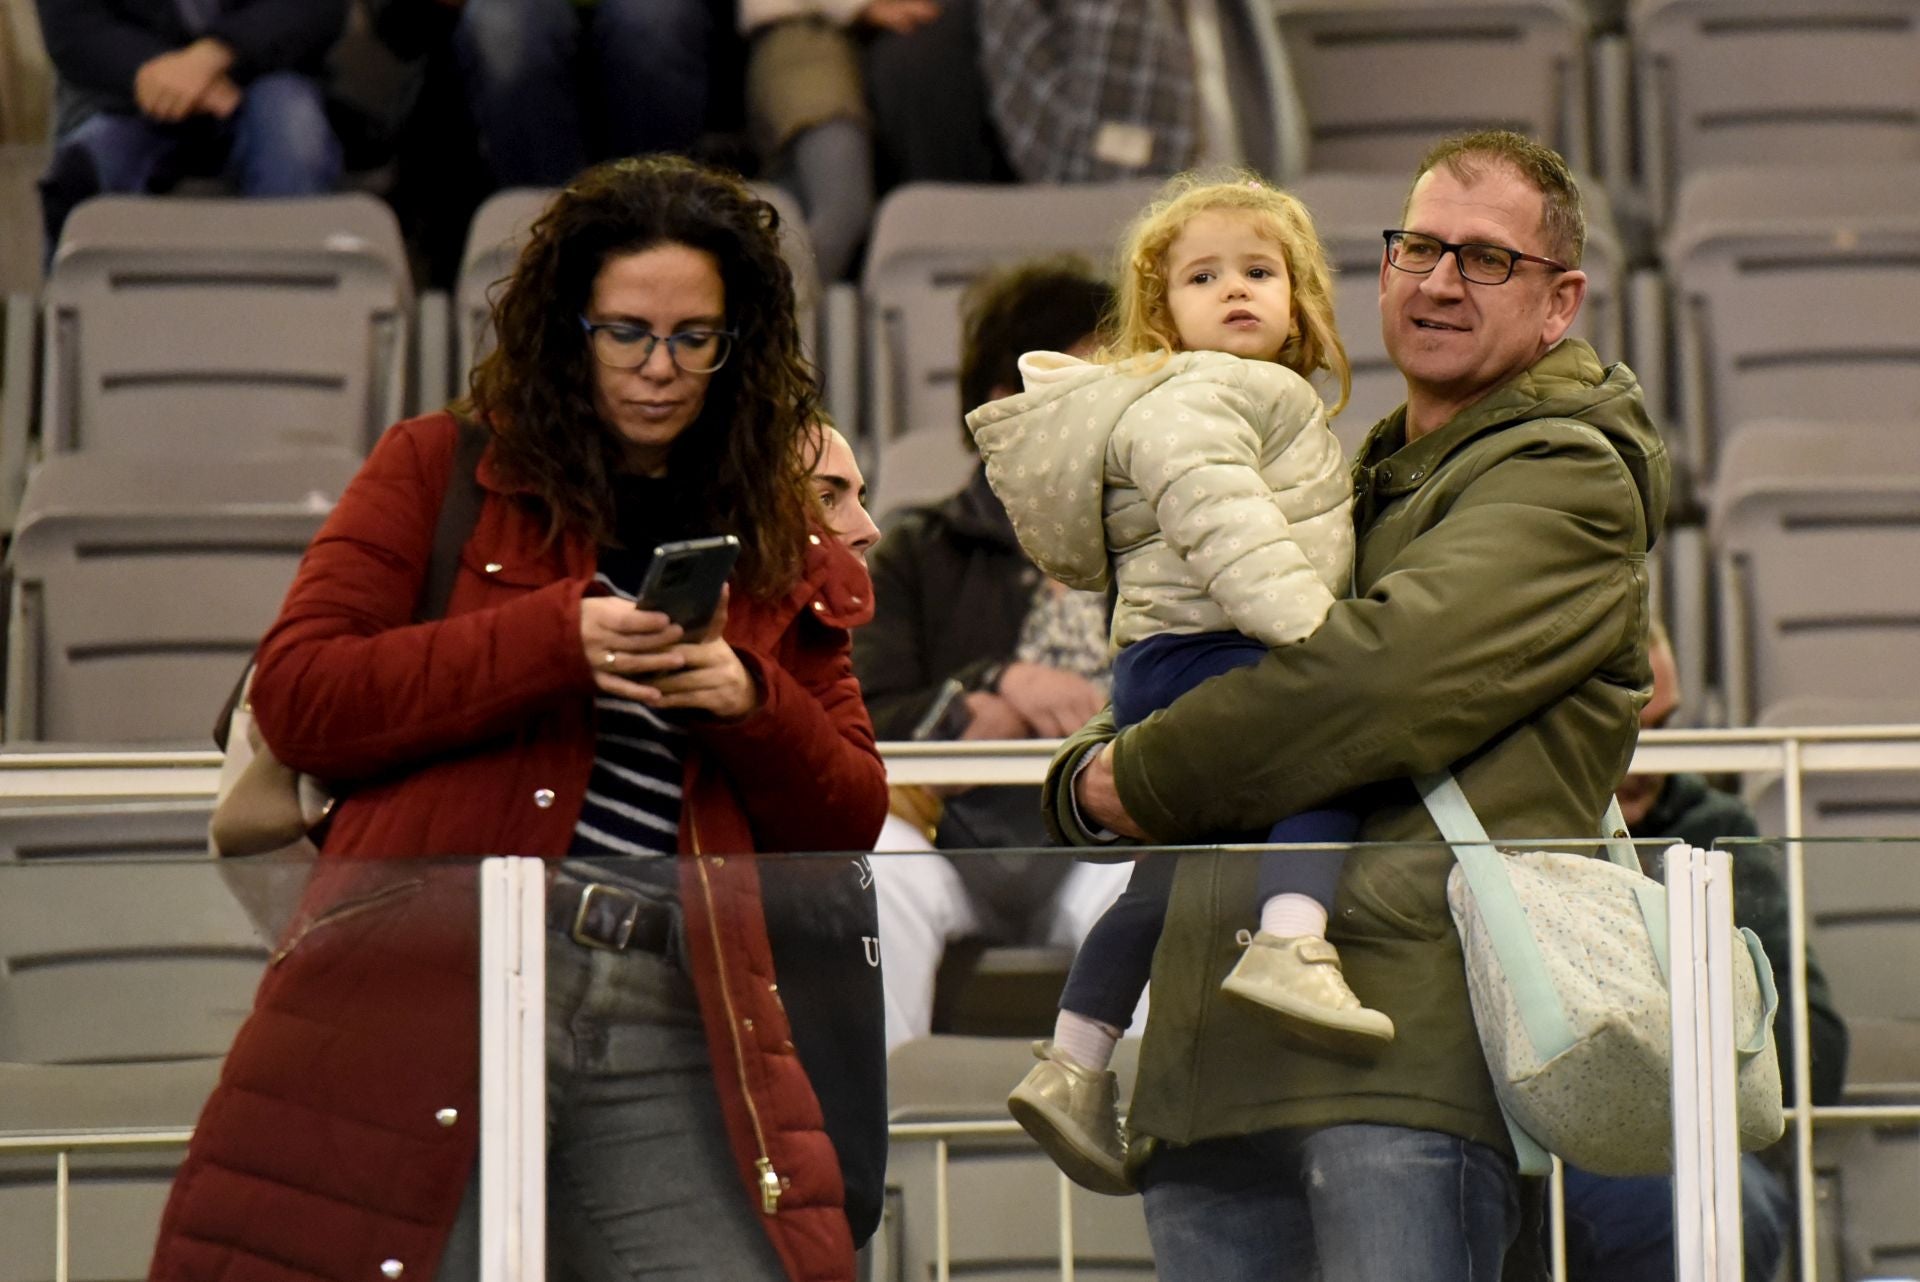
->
xmin=414 ymin=416 xmax=490 ymax=623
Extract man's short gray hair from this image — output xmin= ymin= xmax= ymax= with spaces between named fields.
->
xmin=1403 ymin=130 xmax=1586 ymax=268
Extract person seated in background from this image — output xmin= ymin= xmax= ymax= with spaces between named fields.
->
xmin=451 ymin=0 xmax=715 ymax=189
xmin=1558 ymin=620 xmax=1850 ymax=1281
xmin=809 ymin=419 xmax=881 ymax=562
xmin=853 ymin=256 xmax=1134 ymax=1053
xmin=35 ymin=0 xmax=346 ymax=254
xmin=741 ymin=0 xmax=940 ymax=281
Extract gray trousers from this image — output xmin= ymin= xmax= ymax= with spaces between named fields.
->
xmin=434 ymin=908 xmax=787 ymax=1281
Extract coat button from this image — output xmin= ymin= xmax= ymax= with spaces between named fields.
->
xmin=533 ymin=789 xmax=555 ymax=809
xmin=435 ymin=1108 xmax=458 ymax=1127
xmin=811 ymin=601 xmax=826 ymax=612
xmin=848 ymin=595 xmax=863 ymax=606
xmin=484 ymin=562 xmax=503 ymax=573
xmin=381 ymin=1261 xmax=404 ymax=1280
xmin=808 ymin=534 xmax=821 ymax=546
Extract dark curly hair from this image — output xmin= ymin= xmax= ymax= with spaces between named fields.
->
xmin=461 ymin=155 xmax=819 ymax=600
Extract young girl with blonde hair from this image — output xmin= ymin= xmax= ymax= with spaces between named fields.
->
xmin=969 ymin=172 xmax=1391 ymax=1194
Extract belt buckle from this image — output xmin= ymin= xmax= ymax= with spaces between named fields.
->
xmin=572 ymin=882 xmax=640 ymax=951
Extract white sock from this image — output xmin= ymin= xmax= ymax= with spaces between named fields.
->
xmin=1259 ymin=893 xmax=1328 ymax=940
xmin=1051 ymin=1010 xmax=1122 ymax=1072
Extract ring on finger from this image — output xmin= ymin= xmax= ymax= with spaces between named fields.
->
xmin=602 ymin=651 xmax=619 ymax=669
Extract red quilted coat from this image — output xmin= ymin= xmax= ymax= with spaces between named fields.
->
xmin=149 ymin=413 xmax=890 ymax=1282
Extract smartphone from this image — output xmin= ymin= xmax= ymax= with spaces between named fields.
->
xmin=910 ymin=677 xmax=974 ymax=741
xmin=635 ymin=535 xmax=741 ymax=632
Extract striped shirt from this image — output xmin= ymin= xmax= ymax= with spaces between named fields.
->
xmin=569 ymin=476 xmax=705 ymax=879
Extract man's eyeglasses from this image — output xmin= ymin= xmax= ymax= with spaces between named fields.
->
xmin=579 ymin=318 xmax=736 ymax=373
xmin=1382 ymin=230 xmax=1570 ymax=286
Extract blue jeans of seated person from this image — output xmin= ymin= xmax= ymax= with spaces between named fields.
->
xmin=1558 ymin=1154 xmax=1791 ymax=1282
xmin=433 ymin=881 xmax=787 ymax=1281
xmin=454 ymin=0 xmax=711 ymax=188
xmin=39 ymin=71 xmax=342 ymax=256
xmin=1142 ymin=1123 xmax=1522 ymax=1282
xmin=1058 ymin=630 xmax=1358 ymax=1030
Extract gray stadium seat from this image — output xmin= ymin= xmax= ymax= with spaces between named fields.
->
xmin=1709 ymin=423 xmax=1920 ymax=727
xmin=1664 ymin=164 xmax=1920 ymax=482
xmin=859 ymin=180 xmax=1161 ymax=518
xmin=3 ymin=450 xmax=358 ymax=743
xmin=1288 ymin=169 xmax=1627 ymax=453
xmin=1630 ymin=0 xmax=1920 ymax=222
xmin=0 ymin=857 xmax=271 ymax=1282
xmin=876 ymin=1036 xmax=1153 ymax=1282
xmin=39 ymin=193 xmax=411 ymax=458
xmin=455 ymin=183 xmax=820 ymax=385
xmin=0 ymin=801 xmax=214 ymax=861
xmin=1273 ymin=0 xmax=1593 ymax=176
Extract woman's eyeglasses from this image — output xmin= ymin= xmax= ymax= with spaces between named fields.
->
xmin=579 ymin=318 xmax=736 ymax=373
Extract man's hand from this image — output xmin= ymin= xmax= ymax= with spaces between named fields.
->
xmin=858 ymin=0 xmax=941 ymax=34
xmin=1075 ymin=743 xmax=1148 ymax=840
xmin=134 ymin=39 xmax=235 ymax=123
xmin=199 ymin=76 xmax=243 ymax=120
xmin=995 ymin=662 xmax=1106 ymax=739
xmin=957 ymin=690 xmax=1030 ymax=741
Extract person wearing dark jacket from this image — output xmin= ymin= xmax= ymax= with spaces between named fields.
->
xmin=1556 ymin=623 xmax=1849 ymax=1281
xmin=854 ymin=257 xmax=1127 ymax=1051
xmin=35 ymin=0 xmax=345 ymax=253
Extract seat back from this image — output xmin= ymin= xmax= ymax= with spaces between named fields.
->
xmin=876 ymin=1036 xmax=1153 ymax=1282
xmin=3 ymin=451 xmax=359 ymax=743
xmin=455 ymin=183 xmax=820 ymax=383
xmin=0 ymin=802 xmax=214 ymax=861
xmin=1631 ymin=0 xmax=1920 ymax=219
xmin=1274 ymin=0 xmax=1591 ymax=174
xmin=861 ymin=181 xmax=1160 ymax=517
xmin=1709 ymin=423 xmax=1920 ymax=725
xmin=1664 ymin=164 xmax=1920 ymax=481
xmin=1290 ymin=169 xmax=1626 ymax=453
xmin=40 ymin=194 xmax=411 ymax=457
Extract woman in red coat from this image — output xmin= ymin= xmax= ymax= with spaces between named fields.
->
xmin=150 ymin=157 xmax=890 ymax=1282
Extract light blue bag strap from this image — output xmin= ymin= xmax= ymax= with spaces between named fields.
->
xmin=1737 ymin=926 xmax=1781 ymax=1057
xmin=1414 ymin=771 xmax=1578 ymax=1062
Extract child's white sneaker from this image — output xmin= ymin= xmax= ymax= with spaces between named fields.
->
xmin=1219 ymin=930 xmax=1395 ymax=1054
xmin=1006 ymin=1041 xmax=1134 ymax=1195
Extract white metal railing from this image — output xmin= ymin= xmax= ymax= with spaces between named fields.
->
xmin=8 ymin=723 xmax=1920 ymax=828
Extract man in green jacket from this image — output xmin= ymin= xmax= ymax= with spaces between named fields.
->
xmin=1046 ymin=130 xmax=1670 ymax=1280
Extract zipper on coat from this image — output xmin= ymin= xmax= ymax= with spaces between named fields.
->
xmin=691 ymin=815 xmax=784 ymax=1215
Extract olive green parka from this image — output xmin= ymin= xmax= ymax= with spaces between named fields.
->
xmin=1043 ymin=339 xmax=1670 ymax=1155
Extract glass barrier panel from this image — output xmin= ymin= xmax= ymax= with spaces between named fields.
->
xmin=0 ymin=841 xmax=486 ymax=1282
xmin=1717 ymin=836 xmax=1920 ymax=1282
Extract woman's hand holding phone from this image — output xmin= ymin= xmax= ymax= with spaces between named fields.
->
xmin=642 ymin=586 xmax=759 ymax=719
xmin=581 ymin=595 xmax=686 ymax=701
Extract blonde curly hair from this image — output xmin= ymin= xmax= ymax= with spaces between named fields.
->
xmin=1103 ymin=170 xmax=1351 ymax=417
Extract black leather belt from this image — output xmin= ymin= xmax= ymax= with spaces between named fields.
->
xmin=548 ymin=875 xmax=675 ymax=955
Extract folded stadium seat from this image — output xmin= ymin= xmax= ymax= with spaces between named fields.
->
xmin=0 ymin=801 xmax=215 ymax=862
xmin=1664 ymin=163 xmax=1920 ymax=485
xmin=0 ymin=857 xmax=272 ymax=1282
xmin=1271 ymin=0 xmax=1593 ymax=176
xmin=3 ymin=450 xmax=359 ymax=744
xmin=1286 ymin=169 xmax=1628 ymax=454
xmin=1630 ymin=0 xmax=1920 ymax=226
xmin=38 ymin=193 xmax=412 ymax=459
xmin=859 ymin=180 xmax=1162 ymax=519
xmin=875 ymin=1035 xmax=1153 ymax=1282
xmin=454 ymin=182 xmax=821 ymax=387
xmin=1708 ymin=422 xmax=1920 ymax=728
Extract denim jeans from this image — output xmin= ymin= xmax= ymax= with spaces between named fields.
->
xmin=1558 ymin=1153 xmax=1791 ymax=1282
xmin=40 ymin=71 xmax=341 ymax=250
xmin=454 ymin=0 xmax=711 ymax=187
xmin=1140 ymin=1123 xmax=1522 ymax=1282
xmin=433 ymin=893 xmax=786 ymax=1281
